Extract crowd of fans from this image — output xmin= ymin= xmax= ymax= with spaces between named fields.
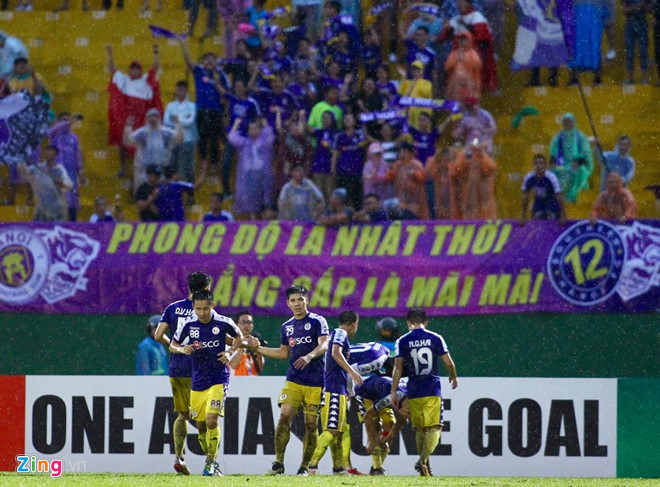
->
xmin=1 ymin=0 xmax=657 ymax=225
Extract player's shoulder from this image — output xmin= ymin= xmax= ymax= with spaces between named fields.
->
xmin=281 ymin=316 xmax=296 ymax=328
xmin=333 ymin=327 xmax=348 ymax=339
xmin=307 ymin=312 xmax=327 ymax=325
xmin=423 ymin=328 xmax=446 ymax=341
xmin=522 ymin=170 xmax=536 ymax=184
xmin=211 ymin=310 xmax=237 ymax=327
xmin=165 ymin=297 xmax=191 ymax=310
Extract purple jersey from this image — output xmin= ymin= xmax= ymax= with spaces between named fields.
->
xmin=361 ymin=44 xmax=382 ymax=77
xmin=333 ymin=130 xmax=366 ymax=176
xmin=409 ymin=127 xmax=438 ymax=165
xmin=404 ymin=40 xmax=436 ymax=80
xmin=225 ymin=94 xmax=261 ymax=135
xmin=324 ymin=328 xmax=351 ymax=394
xmin=160 ymin=298 xmax=194 ymax=378
xmin=281 ymin=312 xmax=329 ymax=387
xmin=348 ymin=341 xmax=390 ymax=375
xmin=174 ymin=310 xmax=240 ymax=391
xmin=256 ymin=88 xmax=296 ymax=126
xmin=312 ymin=128 xmax=335 ymax=174
xmin=395 ymin=328 xmax=448 ymax=399
xmin=354 ymin=375 xmax=407 ymax=415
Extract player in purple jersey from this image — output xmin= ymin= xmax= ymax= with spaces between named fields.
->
xmin=247 ymin=284 xmax=329 ymax=476
xmin=170 ymin=290 xmax=244 ymax=476
xmin=391 ymin=308 xmax=457 ymax=477
xmin=348 ymin=341 xmax=391 ymax=377
xmin=154 ymin=271 xmax=211 ymax=476
xmin=309 ymin=311 xmax=362 ymax=476
xmin=355 ymin=375 xmax=409 ymax=475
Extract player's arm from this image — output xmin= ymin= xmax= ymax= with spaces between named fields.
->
xmin=219 ymin=331 xmax=245 ymax=364
xmin=521 ymin=190 xmax=531 ymax=223
xmin=331 ymin=343 xmax=363 ymax=385
xmin=154 ymin=321 xmax=170 ymax=347
xmin=169 ymin=339 xmax=193 ymax=355
xmin=380 ymin=405 xmax=408 ymax=449
xmin=441 ymin=353 xmax=458 ymax=389
xmin=255 ymin=343 xmax=290 ymax=361
xmin=293 ymin=334 xmax=329 ymax=370
xmin=390 ymin=356 xmax=404 ymax=407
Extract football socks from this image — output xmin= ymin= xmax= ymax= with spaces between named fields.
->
xmin=274 ymin=421 xmax=291 ymax=464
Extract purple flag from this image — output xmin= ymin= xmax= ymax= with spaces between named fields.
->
xmin=510 ymin=0 xmax=572 ymax=71
xmin=148 ymin=25 xmax=186 ymax=40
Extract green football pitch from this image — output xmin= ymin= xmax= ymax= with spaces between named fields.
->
xmin=0 ymin=474 xmax=657 ymax=486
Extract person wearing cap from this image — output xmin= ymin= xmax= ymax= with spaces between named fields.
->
xmin=124 ymin=108 xmax=183 ymax=192
xmin=362 ymin=142 xmax=393 ymax=202
xmin=398 ymin=60 xmax=432 ymax=129
xmin=386 ymin=140 xmax=430 ymax=220
xmin=451 ymin=96 xmax=496 ymax=155
xmin=0 ymin=30 xmax=28 ymax=81
xmin=450 ymin=138 xmax=497 ymax=219
xmin=318 ymin=187 xmax=354 ymax=227
xmin=136 ymin=315 xmax=168 ymax=376
xmin=107 ymin=43 xmax=163 ymax=179
xmin=135 ymin=165 xmax=162 ymax=221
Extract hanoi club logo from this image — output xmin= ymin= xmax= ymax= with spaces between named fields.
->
xmin=0 ymin=225 xmax=100 ymax=305
xmin=0 ymin=226 xmax=49 ymax=303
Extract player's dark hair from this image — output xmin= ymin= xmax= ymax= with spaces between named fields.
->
xmin=202 ymin=52 xmax=216 ymax=61
xmin=175 ymin=80 xmax=188 ymax=89
xmin=364 ymin=193 xmax=379 ymax=201
xmin=326 ymin=0 xmax=341 ymax=14
xmin=406 ymin=308 xmax=427 ymax=324
xmin=416 ymin=25 xmax=430 ymax=34
xmin=286 ymin=284 xmax=308 ymax=298
xmin=192 ymin=289 xmax=214 ymax=304
xmin=533 ymin=153 xmax=546 ymax=162
xmin=45 ymin=145 xmax=60 ymax=155
xmin=338 ymin=310 xmax=358 ymax=326
xmin=187 ymin=271 xmax=212 ymax=293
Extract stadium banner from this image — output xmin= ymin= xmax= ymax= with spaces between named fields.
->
xmin=0 ymin=376 xmax=618 ymax=476
xmin=0 ymin=220 xmax=659 ymax=316
xmin=511 ymin=0 xmax=572 ymax=71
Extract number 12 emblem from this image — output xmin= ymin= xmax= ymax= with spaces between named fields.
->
xmin=547 ymin=220 xmax=625 ymax=306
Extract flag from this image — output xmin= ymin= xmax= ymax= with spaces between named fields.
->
xmin=148 ymin=25 xmax=186 ymax=39
xmin=0 ymin=92 xmax=50 ymax=165
xmin=107 ymin=68 xmax=162 ymax=148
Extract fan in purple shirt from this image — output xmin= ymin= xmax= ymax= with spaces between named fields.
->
xmin=331 ymin=113 xmax=368 ymax=209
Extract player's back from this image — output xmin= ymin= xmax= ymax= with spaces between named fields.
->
xmin=349 ymin=341 xmax=390 ymax=374
xmin=395 ymin=328 xmax=448 ymax=399
xmin=161 ymin=298 xmax=194 ymax=377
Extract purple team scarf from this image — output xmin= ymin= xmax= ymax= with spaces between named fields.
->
xmin=359 ymin=109 xmax=407 ymax=123
xmin=408 ymin=3 xmax=441 ymax=17
xmin=368 ymin=2 xmax=393 ymax=17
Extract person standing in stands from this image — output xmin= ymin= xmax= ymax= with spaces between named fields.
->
xmin=136 ymin=315 xmax=168 ymax=376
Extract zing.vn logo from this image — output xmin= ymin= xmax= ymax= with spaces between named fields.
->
xmin=16 ymin=455 xmax=62 ymax=478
